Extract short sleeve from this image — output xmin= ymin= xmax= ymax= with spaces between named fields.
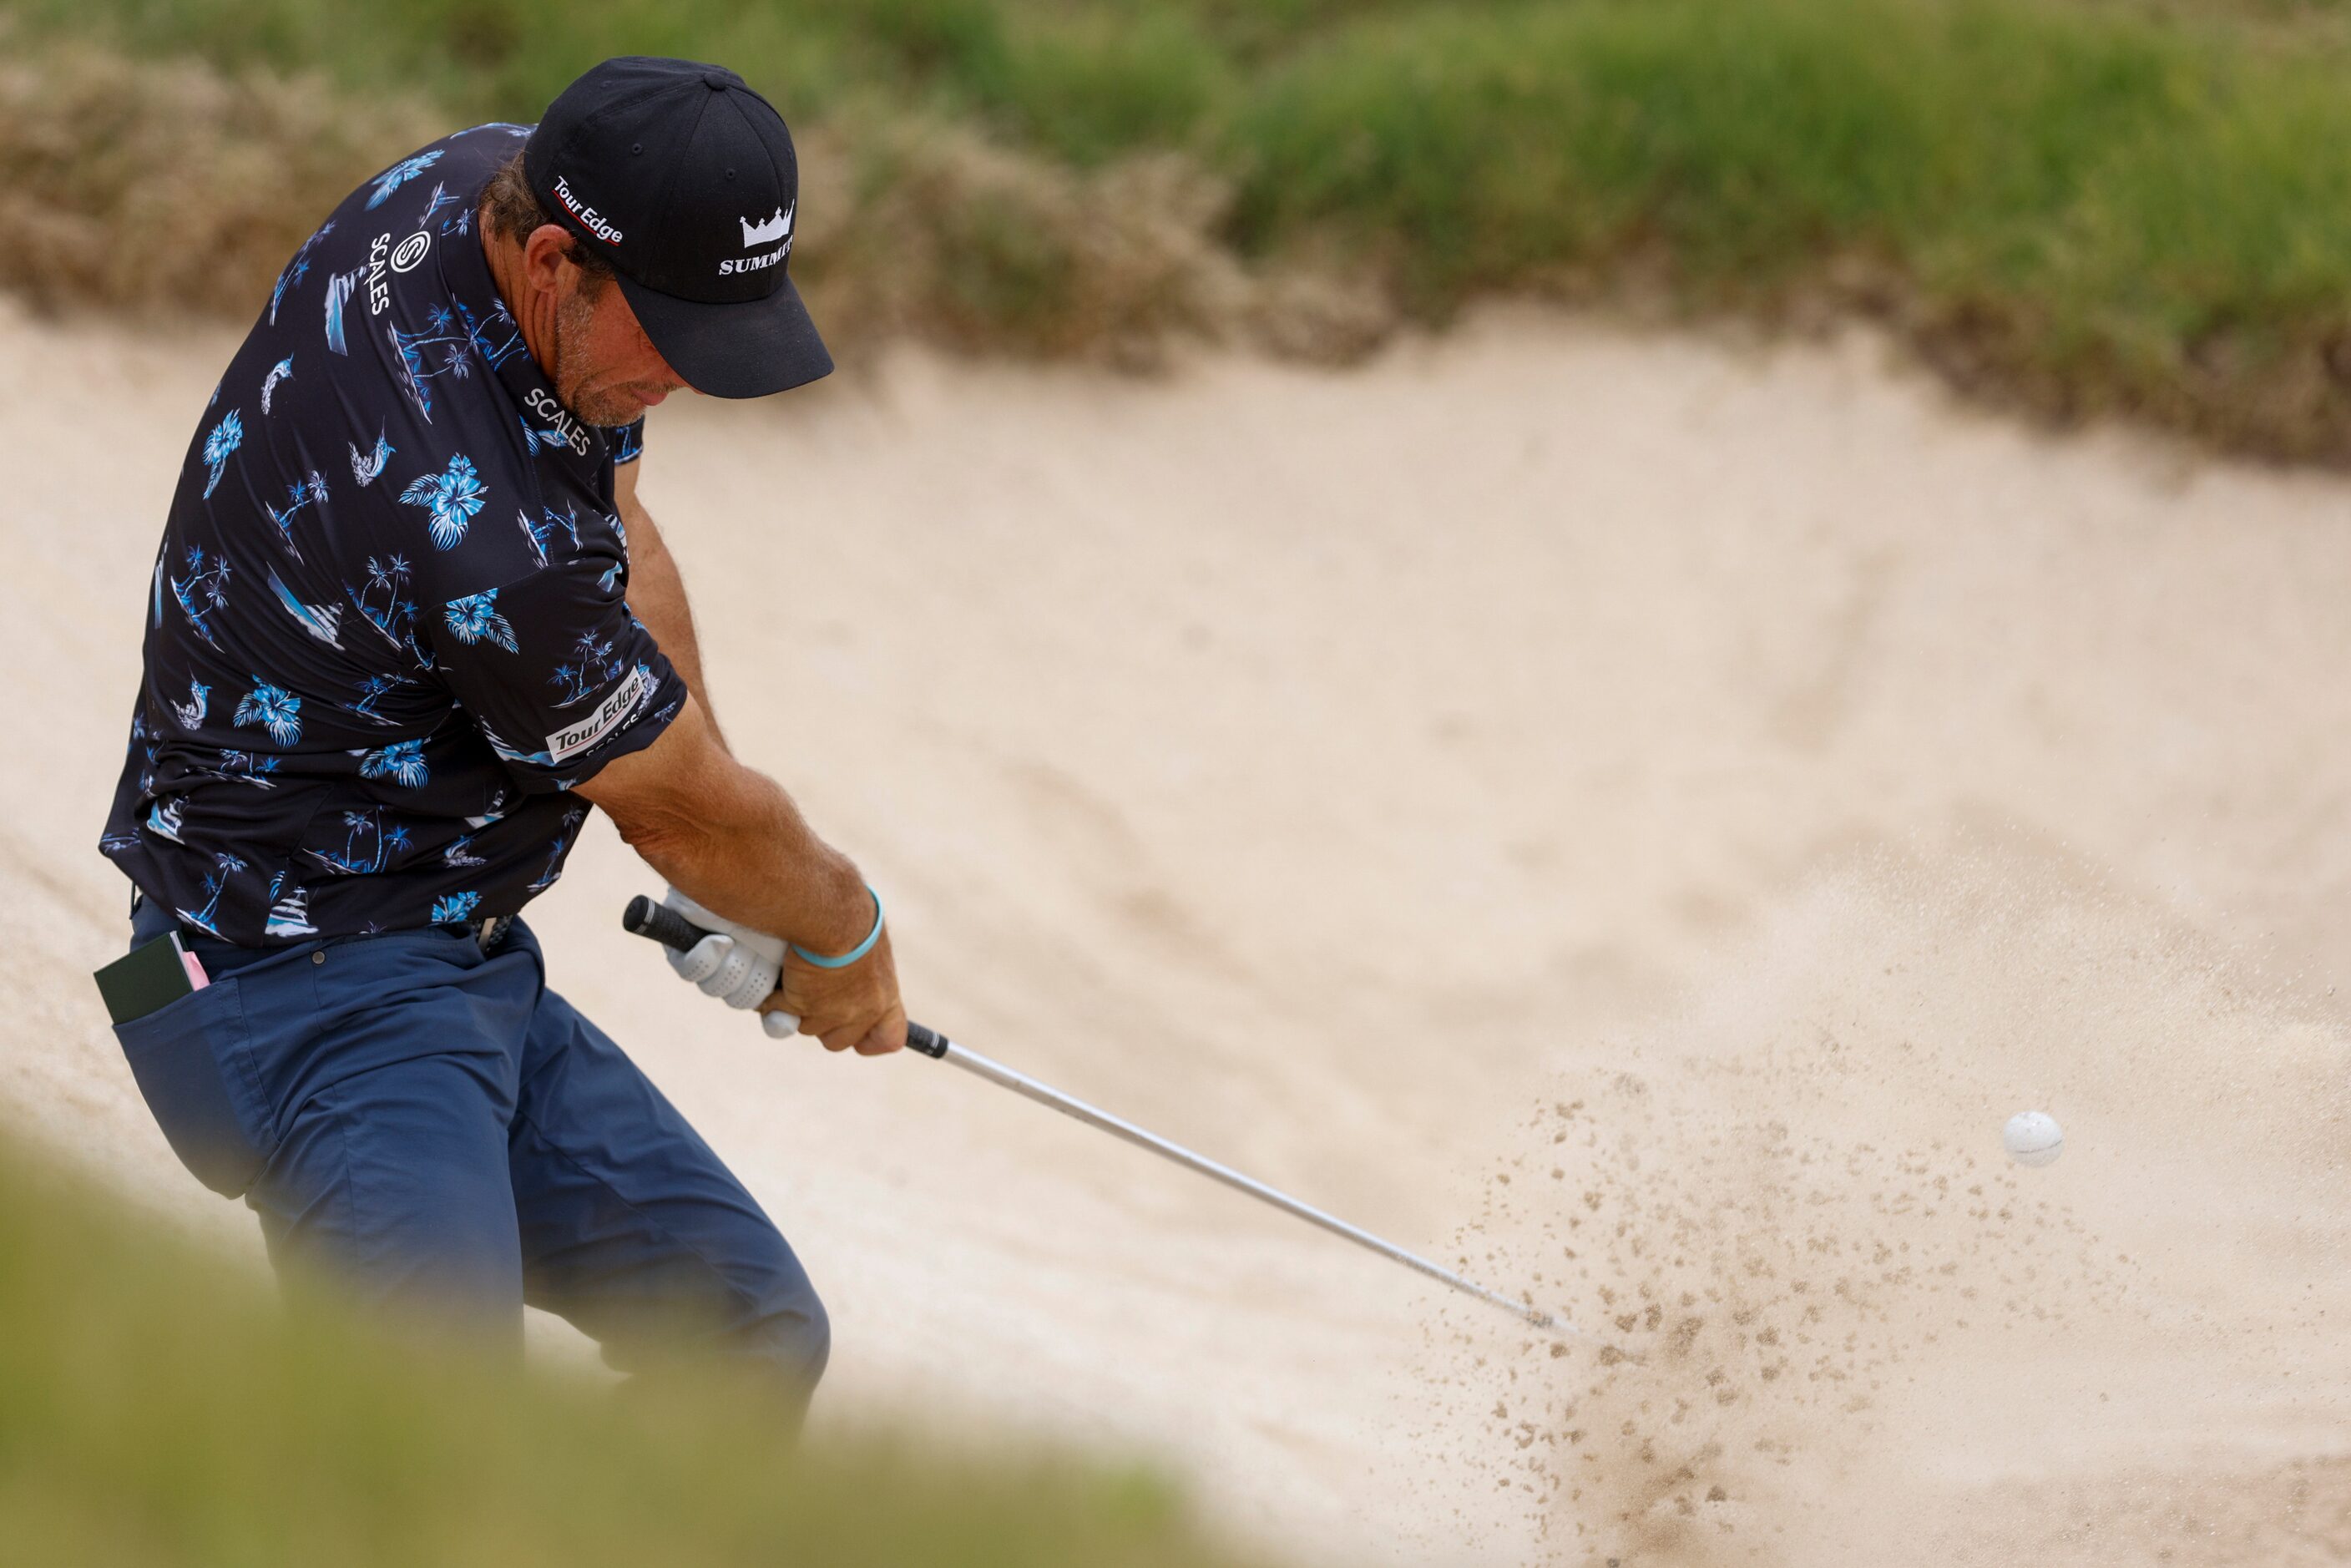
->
xmin=612 ymin=419 xmax=645 ymax=466
xmin=421 ymin=554 xmax=687 ymax=791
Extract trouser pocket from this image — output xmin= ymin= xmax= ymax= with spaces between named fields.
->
xmin=113 ymin=976 xmax=271 ymax=1198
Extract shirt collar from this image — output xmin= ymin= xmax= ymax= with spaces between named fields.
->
xmin=437 ymin=212 xmax=613 ymax=477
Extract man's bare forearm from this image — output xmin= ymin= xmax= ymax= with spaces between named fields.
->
xmin=579 ymin=696 xmax=871 ymax=954
xmin=618 ymin=481 xmax=728 ymax=752
xmin=638 ymin=769 xmax=870 ymax=953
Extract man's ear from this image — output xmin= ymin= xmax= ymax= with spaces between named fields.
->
xmin=520 ymin=223 xmax=577 ymax=296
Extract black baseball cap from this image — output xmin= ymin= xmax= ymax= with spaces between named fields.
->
xmin=523 ymin=57 xmax=831 ymax=399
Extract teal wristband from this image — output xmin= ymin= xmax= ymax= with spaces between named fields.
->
xmin=791 ymin=886 xmax=883 ymax=969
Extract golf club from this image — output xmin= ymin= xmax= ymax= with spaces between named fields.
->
xmin=622 ymin=894 xmax=1598 ymax=1343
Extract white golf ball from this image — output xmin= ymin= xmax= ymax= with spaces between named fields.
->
xmin=2003 ymin=1110 xmax=2063 ymax=1167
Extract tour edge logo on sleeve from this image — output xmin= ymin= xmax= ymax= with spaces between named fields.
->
xmin=546 ymin=663 xmax=655 ymax=762
xmin=551 ymin=174 xmax=624 ymax=245
xmin=720 ymin=204 xmax=793 ymax=276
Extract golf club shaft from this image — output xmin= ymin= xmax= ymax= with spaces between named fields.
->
xmin=911 ymin=1024 xmax=1556 ymax=1329
xmin=621 ymin=895 xmax=1560 ymax=1332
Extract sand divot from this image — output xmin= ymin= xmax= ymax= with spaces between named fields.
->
xmin=1426 ymin=844 xmax=2351 ymax=1565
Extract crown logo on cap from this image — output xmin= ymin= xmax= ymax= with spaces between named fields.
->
xmin=740 ymin=204 xmax=793 ymax=248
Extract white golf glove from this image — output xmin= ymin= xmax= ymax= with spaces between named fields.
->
xmin=660 ymin=888 xmax=800 ymax=1039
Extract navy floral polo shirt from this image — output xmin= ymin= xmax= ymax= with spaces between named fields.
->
xmin=99 ymin=124 xmax=688 ymax=946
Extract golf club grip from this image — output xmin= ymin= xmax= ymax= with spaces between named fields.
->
xmin=618 ymin=895 xmax=947 ymax=1059
xmin=621 ymin=894 xmax=705 ymax=953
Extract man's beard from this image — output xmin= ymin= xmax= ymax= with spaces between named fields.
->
xmin=551 ymin=286 xmax=645 ymax=428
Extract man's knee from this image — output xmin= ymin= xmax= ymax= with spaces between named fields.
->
xmin=734 ymin=1262 xmax=829 ymax=1390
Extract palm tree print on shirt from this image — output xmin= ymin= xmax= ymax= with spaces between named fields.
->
xmin=430 ymin=890 xmax=481 ymax=925
xmin=388 ymin=301 xmax=526 ymax=422
xmin=387 ymin=319 xmax=468 ymax=422
xmin=358 ymin=740 xmax=428 ymax=788
xmin=174 ymin=852 xmax=247 ymax=938
xmin=308 ymin=807 xmax=414 ymax=876
xmin=346 ymin=671 xmax=413 ymax=726
xmin=445 ymin=591 xmax=518 ymax=653
xmin=201 ymin=410 xmax=244 ymax=499
xmin=170 ymin=545 xmax=232 ymax=646
xmin=441 ymin=832 xmax=487 ymax=867
xmin=468 ymin=302 xmax=527 ymax=369
xmin=548 ymin=629 xmax=624 ymax=706
xmin=399 ymin=453 xmax=487 ymax=549
xmin=234 ymin=680 xmax=302 ymax=745
xmin=214 ymin=751 xmax=281 ymax=788
xmin=260 ymin=357 xmax=294 ymax=415
xmin=527 ymin=807 xmax=588 ymax=893
xmin=350 ymin=554 xmax=418 ymax=647
xmin=366 ymin=151 xmax=442 ymax=210
xmin=265 ymin=473 xmax=330 ymax=559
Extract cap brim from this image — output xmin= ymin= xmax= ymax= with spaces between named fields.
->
xmin=615 ymin=270 xmax=832 ymax=399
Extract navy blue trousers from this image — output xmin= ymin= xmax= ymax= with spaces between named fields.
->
xmin=115 ymin=900 xmax=827 ymax=1417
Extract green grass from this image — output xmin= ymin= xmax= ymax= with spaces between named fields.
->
xmin=0 ymin=1141 xmax=1277 ymax=1568
xmin=15 ymin=0 xmax=2351 ymax=454
xmin=1224 ymin=4 xmax=2351 ymax=373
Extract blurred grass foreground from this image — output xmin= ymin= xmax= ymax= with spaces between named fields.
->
xmin=0 ymin=1141 xmax=1273 ymax=1568
xmin=13 ymin=0 xmax=2351 ymax=457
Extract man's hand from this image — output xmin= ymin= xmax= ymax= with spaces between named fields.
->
xmin=579 ymin=695 xmax=908 ymax=1058
xmin=763 ymin=926 xmax=906 ymax=1055
xmin=660 ymin=888 xmax=784 ymax=1009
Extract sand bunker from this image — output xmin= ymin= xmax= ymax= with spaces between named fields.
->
xmin=5 ymin=296 xmax=2349 ymax=1564
xmin=1427 ymin=845 xmax=2351 ymax=1563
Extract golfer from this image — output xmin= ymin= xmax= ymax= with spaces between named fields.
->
xmin=95 ymin=57 xmax=901 ymax=1422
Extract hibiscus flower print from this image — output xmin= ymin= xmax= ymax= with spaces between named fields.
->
xmin=233 ymin=678 xmax=302 ymax=746
xmin=358 ymin=739 xmax=429 ymax=788
xmin=398 ymin=453 xmax=487 ymax=549
xmin=444 ymin=590 xmax=518 ymax=653
xmin=430 ymin=890 xmax=482 ymax=924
